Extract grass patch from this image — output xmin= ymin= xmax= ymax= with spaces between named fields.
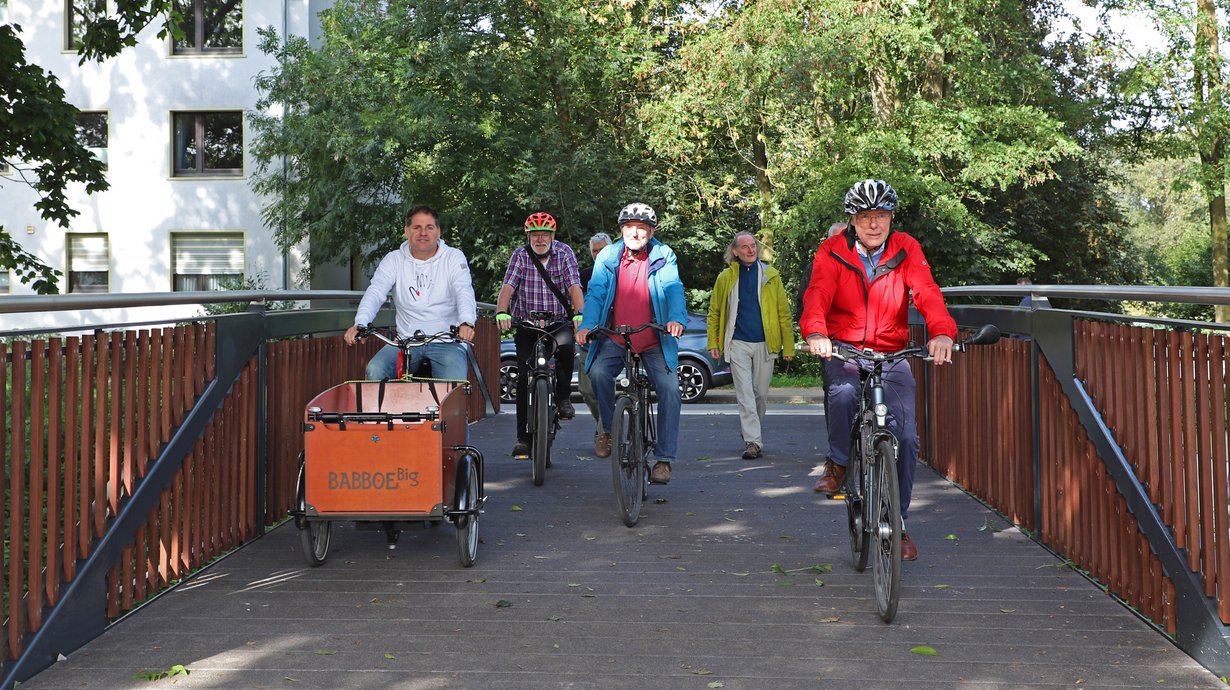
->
xmin=771 ymin=373 xmax=822 ymax=388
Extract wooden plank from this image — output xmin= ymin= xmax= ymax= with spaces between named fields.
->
xmin=79 ymin=335 xmax=94 ymax=556
xmin=1212 ymin=334 xmax=1230 ymax=623
xmin=94 ymin=334 xmax=108 ymax=537
xmin=135 ymin=330 xmax=150 ymax=478
xmin=1144 ymin=329 xmax=1162 ymax=504
xmin=1196 ymin=334 xmax=1215 ymax=597
xmin=4 ymin=341 xmax=22 ymax=660
xmin=28 ymin=339 xmax=45 ymax=631
xmin=1169 ymin=330 xmax=1187 ymax=551
xmin=1181 ymin=331 xmax=1200 ymax=572
xmin=108 ymin=331 xmax=122 ymax=515
xmin=64 ymin=337 xmax=79 ymax=580
xmin=46 ymin=338 xmax=62 ymax=606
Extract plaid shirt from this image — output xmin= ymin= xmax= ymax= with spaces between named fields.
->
xmin=502 ymin=240 xmax=581 ymax=321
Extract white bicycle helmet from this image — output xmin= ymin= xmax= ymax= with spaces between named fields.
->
xmin=617 ymin=202 xmax=657 ymax=228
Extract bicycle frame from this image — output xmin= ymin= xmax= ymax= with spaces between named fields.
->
xmin=588 ymin=323 xmax=667 ymax=526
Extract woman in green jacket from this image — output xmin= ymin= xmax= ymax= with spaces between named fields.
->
xmin=706 ymin=232 xmax=795 ymax=459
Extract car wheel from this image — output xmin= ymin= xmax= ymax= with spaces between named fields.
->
xmin=677 ymin=358 xmax=710 ymax=403
xmin=499 ymin=358 xmax=519 ymax=403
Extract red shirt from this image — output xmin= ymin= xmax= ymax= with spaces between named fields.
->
xmin=610 ymin=249 xmax=658 ymax=352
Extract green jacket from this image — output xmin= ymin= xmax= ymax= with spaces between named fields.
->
xmin=707 ymin=261 xmax=796 ymax=358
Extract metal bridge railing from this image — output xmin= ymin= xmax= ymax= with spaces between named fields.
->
xmin=0 ymin=292 xmax=500 ymax=689
xmin=921 ymin=285 xmax=1230 ymax=678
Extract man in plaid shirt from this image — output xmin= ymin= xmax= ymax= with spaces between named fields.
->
xmin=495 ymin=212 xmax=586 ymax=458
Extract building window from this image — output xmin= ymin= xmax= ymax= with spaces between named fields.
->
xmin=171 ymin=111 xmax=243 ymax=177
xmin=172 ymin=0 xmax=242 ymax=55
xmin=66 ymin=233 xmax=110 ymax=294
xmin=0 ymin=271 xmax=10 ymax=295
xmin=171 ymin=233 xmax=244 ymax=291
xmin=76 ymin=111 xmax=108 ymax=170
xmin=65 ymin=0 xmax=106 ymax=52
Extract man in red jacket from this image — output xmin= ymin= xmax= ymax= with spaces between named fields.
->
xmin=800 ymin=179 xmax=957 ymax=561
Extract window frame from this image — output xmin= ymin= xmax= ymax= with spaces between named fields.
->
xmin=170 ymin=231 xmax=246 ymax=292
xmin=65 ymin=0 xmax=107 ymax=52
xmin=65 ymin=232 xmax=111 ymax=294
xmin=170 ymin=0 xmax=243 ymax=56
xmin=75 ymin=110 xmax=109 ymax=170
xmin=0 ymin=269 xmax=11 ymax=296
xmin=170 ymin=110 xmax=244 ymax=178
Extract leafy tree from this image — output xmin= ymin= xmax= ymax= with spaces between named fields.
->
xmin=1089 ymin=0 xmax=1230 ymax=320
xmin=1 ymin=0 xmax=183 ymax=293
xmin=638 ymin=0 xmax=1093 ymax=304
xmin=250 ymin=0 xmax=685 ymax=301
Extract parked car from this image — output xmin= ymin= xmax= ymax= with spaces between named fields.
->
xmin=498 ymin=313 xmax=732 ymax=404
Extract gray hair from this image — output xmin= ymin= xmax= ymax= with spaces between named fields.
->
xmin=723 ymin=232 xmax=761 ymax=264
xmin=828 ymin=222 xmax=847 ymax=237
xmin=590 ymin=232 xmax=613 ymax=247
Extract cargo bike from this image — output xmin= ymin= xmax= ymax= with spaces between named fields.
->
xmin=292 ymin=327 xmax=487 ymax=567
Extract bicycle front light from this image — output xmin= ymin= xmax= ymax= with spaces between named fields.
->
xmin=537 ymin=357 xmax=547 ymax=366
xmin=874 ymin=403 xmax=889 ymax=418
xmin=618 ymin=376 xmax=630 ymax=388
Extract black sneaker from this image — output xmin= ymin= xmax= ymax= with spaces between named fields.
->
xmin=511 ymin=440 xmax=530 ymax=458
xmin=557 ymin=401 xmax=576 ymax=420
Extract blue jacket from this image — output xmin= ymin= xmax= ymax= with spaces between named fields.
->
xmin=580 ymin=238 xmax=688 ymax=370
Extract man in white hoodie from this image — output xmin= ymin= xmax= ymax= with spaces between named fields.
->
xmin=343 ymin=205 xmax=478 ymax=381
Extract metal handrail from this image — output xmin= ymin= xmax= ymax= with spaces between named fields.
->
xmin=943 ymin=284 xmax=1230 ymax=306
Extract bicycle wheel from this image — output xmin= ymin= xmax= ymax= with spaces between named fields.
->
xmin=455 ymin=454 xmax=481 ymax=567
xmin=295 ymin=455 xmax=331 ymax=567
xmin=531 ymin=377 xmax=551 ymax=486
xmin=611 ymin=396 xmax=644 ymax=527
xmin=872 ymin=437 xmax=902 ymax=623
xmin=845 ymin=435 xmax=868 ymax=571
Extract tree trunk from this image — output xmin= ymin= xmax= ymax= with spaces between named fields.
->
xmin=752 ymin=113 xmax=774 ymax=257
xmin=1195 ymin=0 xmax=1229 ymax=322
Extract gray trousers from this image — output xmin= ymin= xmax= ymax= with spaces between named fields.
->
xmin=727 ymin=339 xmax=774 ymax=447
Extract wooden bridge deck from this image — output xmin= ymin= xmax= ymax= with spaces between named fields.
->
xmin=19 ymin=403 xmax=1222 ymax=689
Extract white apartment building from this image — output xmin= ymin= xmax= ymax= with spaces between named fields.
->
xmin=0 ymin=0 xmax=340 ymax=331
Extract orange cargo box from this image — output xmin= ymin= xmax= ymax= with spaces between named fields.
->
xmin=302 ymin=380 xmax=469 ymax=518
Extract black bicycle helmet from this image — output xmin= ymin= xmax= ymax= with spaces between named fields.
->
xmin=617 ymin=202 xmax=657 ymax=228
xmin=843 ymin=179 xmax=898 ymax=216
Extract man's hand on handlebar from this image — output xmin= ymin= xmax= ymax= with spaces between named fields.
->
xmin=576 ymin=327 xmax=591 ymax=346
xmin=926 ymin=334 xmax=954 ymax=365
xmin=806 ymin=334 xmax=833 ymax=359
xmin=458 ymin=324 xmax=475 ymax=342
xmin=665 ymin=321 xmax=684 ymax=338
xmin=344 ymin=325 xmax=363 ymax=346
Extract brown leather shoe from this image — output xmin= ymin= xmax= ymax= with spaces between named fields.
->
xmin=812 ymin=460 xmax=846 ymax=494
xmin=741 ymin=442 xmax=762 ymax=460
xmin=901 ymin=532 xmax=918 ymax=561
xmin=649 ymin=461 xmax=672 ymax=484
xmin=594 ymin=432 xmax=612 ymax=458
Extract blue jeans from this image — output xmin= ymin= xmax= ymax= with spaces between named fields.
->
xmin=588 ymin=339 xmax=680 ymax=463
xmin=366 ymin=343 xmax=469 ymax=381
xmin=824 ymin=356 xmax=919 ymax=520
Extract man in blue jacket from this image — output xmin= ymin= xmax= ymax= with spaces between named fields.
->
xmin=576 ymin=203 xmax=687 ymax=484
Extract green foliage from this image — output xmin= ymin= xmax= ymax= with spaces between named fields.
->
xmin=133 ymin=664 xmax=189 ymax=681
xmin=250 ymin=1 xmax=680 ymax=301
xmin=0 ymin=24 xmax=104 ymax=293
xmin=1 ymin=1 xmax=177 ymax=293
xmin=199 ymin=273 xmax=301 ymax=316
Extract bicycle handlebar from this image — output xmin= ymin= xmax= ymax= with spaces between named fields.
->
xmin=355 ymin=324 xmax=461 ymax=349
xmin=825 ymin=324 xmax=1001 ymax=365
xmin=587 ymin=323 xmax=671 ymax=339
